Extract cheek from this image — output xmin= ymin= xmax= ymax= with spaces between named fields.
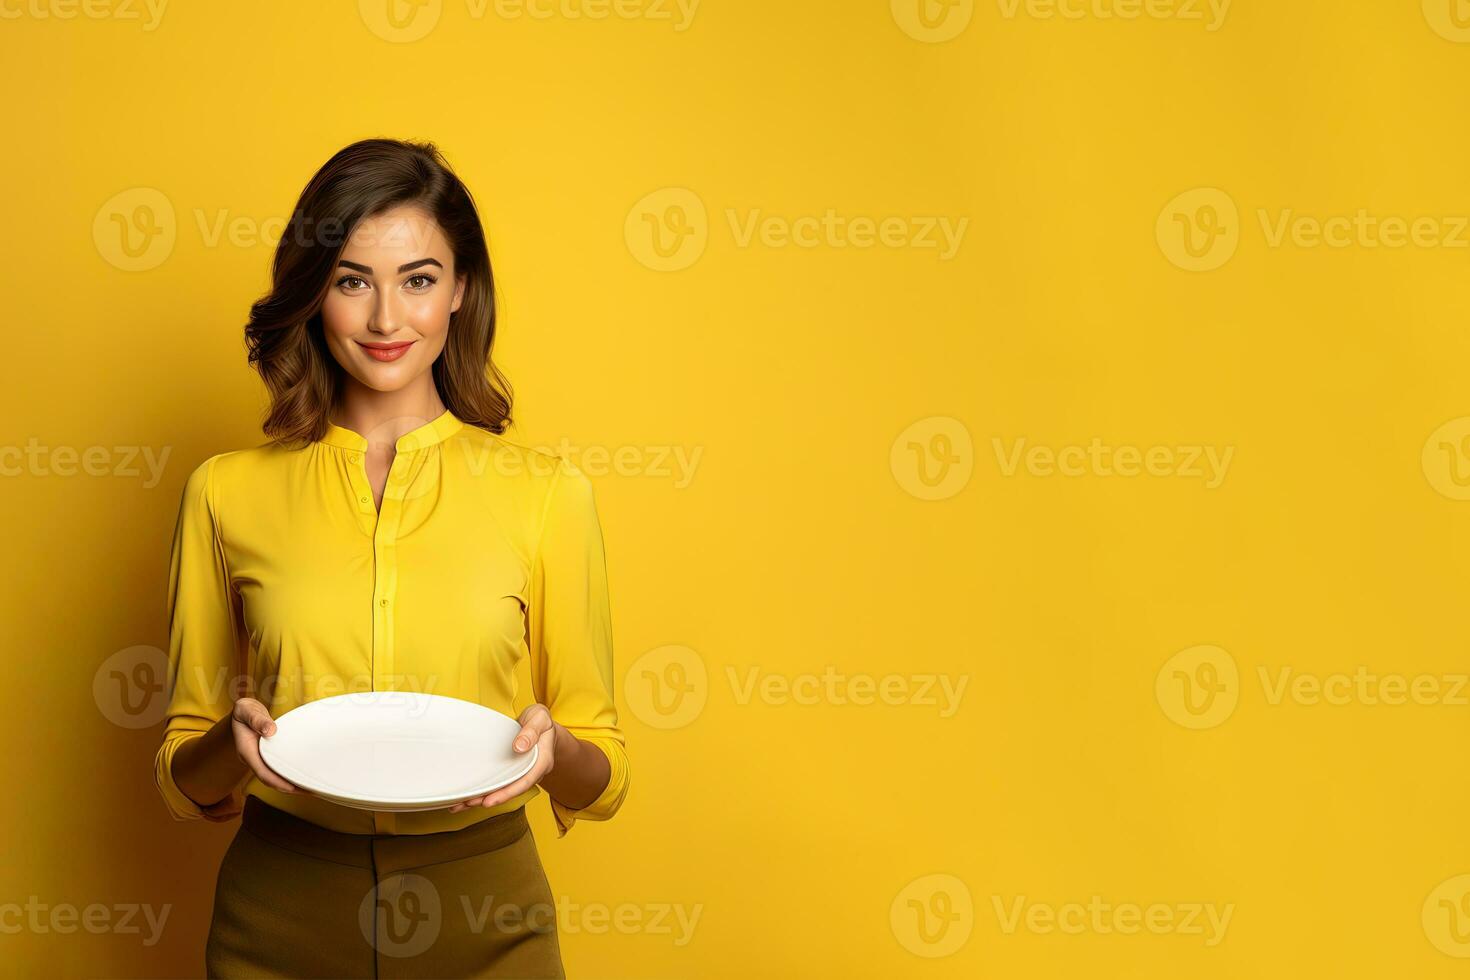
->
xmin=320 ymin=296 xmax=363 ymax=338
xmin=406 ymin=294 xmax=453 ymax=339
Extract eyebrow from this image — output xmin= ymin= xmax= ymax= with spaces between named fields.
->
xmin=337 ymin=258 xmax=445 ymax=274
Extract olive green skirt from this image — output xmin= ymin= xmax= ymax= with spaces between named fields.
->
xmin=206 ymin=796 xmax=565 ymax=978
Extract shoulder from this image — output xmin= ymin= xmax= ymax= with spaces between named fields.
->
xmin=186 ymin=442 xmax=292 ymax=489
xmin=454 ymin=424 xmax=559 ymax=467
xmin=449 ymin=425 xmax=597 ymax=518
xmin=174 ymin=442 xmax=295 ymax=514
xmin=452 ymin=425 xmax=589 ymax=490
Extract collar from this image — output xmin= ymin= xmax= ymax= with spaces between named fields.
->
xmin=318 ymin=408 xmax=464 ymax=453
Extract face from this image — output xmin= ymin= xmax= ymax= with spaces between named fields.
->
xmin=320 ymin=205 xmax=466 ymax=394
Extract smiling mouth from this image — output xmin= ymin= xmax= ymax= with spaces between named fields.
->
xmin=357 ymin=341 xmax=415 ymax=362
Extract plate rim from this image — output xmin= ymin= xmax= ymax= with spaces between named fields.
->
xmin=258 ymin=692 xmax=539 ymax=807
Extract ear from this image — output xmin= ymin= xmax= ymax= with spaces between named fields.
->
xmin=451 ymin=274 xmax=466 ymax=315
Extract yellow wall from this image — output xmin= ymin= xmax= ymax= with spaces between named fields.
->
xmin=5 ymin=0 xmax=1470 ymax=975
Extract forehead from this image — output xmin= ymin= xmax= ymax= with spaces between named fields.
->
xmin=340 ymin=205 xmax=449 ymax=262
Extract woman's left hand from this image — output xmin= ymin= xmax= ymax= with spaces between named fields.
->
xmin=447 ymin=704 xmax=558 ymax=813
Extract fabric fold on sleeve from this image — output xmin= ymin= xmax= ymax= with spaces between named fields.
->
xmin=153 ymin=455 xmax=248 ymax=823
xmin=527 ymin=461 xmax=631 ymax=838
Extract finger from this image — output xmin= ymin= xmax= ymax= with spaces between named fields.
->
xmin=479 ymin=756 xmax=548 ymax=809
xmin=513 ymin=725 xmax=537 ymax=752
xmin=457 ymin=717 xmax=551 ymax=810
xmin=512 ymin=714 xmax=548 ymax=752
xmin=237 ymin=699 xmax=278 ymax=738
xmin=240 ymin=737 xmax=298 ymax=794
xmin=234 ymin=709 xmax=296 ymax=794
xmin=515 ymin=709 xmax=554 ymax=751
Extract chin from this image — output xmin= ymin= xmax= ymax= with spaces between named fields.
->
xmin=343 ymin=359 xmax=413 ymax=388
xmin=358 ymin=374 xmax=417 ymax=393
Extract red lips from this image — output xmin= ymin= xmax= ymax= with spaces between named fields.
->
xmin=357 ymin=341 xmax=415 ymax=362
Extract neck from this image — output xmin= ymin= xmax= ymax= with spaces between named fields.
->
xmin=331 ymin=375 xmax=448 ymax=450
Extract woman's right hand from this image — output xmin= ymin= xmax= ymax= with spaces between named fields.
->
xmin=232 ymin=697 xmax=301 ymax=794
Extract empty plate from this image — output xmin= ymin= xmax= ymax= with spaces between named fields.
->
xmin=258 ymin=692 xmax=538 ymax=811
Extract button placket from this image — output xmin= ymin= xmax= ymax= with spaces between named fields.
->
xmin=344 ymin=450 xmax=376 ymax=518
xmin=317 ymin=415 xmax=461 ymax=836
xmin=369 ymin=446 xmax=404 ymax=839
xmin=317 ymin=419 xmax=461 ymax=838
xmin=371 ymin=447 xmax=411 ymax=696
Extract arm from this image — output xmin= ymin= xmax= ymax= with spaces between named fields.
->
xmin=538 ymin=717 xmax=613 ymax=811
xmin=171 ymin=696 xmax=298 ymax=813
xmin=154 ymin=456 xmax=295 ymax=821
xmin=169 ymin=713 xmax=249 ymax=814
xmin=449 ymin=461 xmax=631 ymax=835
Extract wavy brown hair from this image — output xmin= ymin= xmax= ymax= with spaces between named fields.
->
xmin=245 ymin=138 xmax=512 ymax=447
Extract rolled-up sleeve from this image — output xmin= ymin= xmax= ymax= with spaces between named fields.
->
xmin=527 ymin=462 xmax=631 ymax=838
xmin=153 ymin=455 xmax=247 ymax=823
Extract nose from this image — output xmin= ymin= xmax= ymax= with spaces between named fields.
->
xmin=367 ymin=284 xmax=405 ymax=334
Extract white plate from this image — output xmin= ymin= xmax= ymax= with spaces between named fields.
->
xmin=258 ymin=692 xmax=537 ymax=811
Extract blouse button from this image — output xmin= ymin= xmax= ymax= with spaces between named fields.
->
xmin=359 ymin=495 xmax=370 ymax=504
xmin=348 ymin=453 xmax=360 ymax=464
xmin=379 ymin=598 xmax=389 ymax=607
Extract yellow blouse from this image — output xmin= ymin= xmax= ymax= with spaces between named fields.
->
xmin=152 ymin=408 xmax=629 ymax=837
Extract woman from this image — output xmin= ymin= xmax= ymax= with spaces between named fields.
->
xmin=153 ymin=138 xmax=630 ymax=978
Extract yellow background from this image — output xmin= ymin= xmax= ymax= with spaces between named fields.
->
xmin=5 ymin=0 xmax=1470 ymax=975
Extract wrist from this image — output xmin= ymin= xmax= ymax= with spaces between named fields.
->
xmin=550 ymin=719 xmax=578 ymax=759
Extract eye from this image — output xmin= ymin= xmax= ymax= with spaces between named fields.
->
xmin=335 ymin=274 xmax=368 ymax=291
xmin=405 ymin=274 xmax=438 ymax=290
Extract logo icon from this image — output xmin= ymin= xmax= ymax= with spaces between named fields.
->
xmin=1156 ymin=188 xmax=1239 ymax=272
xmin=890 ymin=416 xmax=973 ymax=501
xmin=358 ymin=414 xmax=446 ymax=506
xmin=625 ymin=188 xmax=708 ymax=271
xmin=1424 ymin=874 xmax=1470 ymax=956
xmin=1156 ymin=644 xmax=1238 ymax=730
xmin=625 ymin=644 xmax=707 ymax=729
xmin=1424 ymin=0 xmax=1470 ymax=42
xmin=93 ymin=188 xmax=176 ymax=272
xmin=359 ymin=0 xmax=441 ymax=42
xmin=93 ymin=645 xmax=168 ymax=729
xmin=890 ymin=873 xmax=974 ymax=957
xmin=359 ymin=873 xmax=442 ymax=958
xmin=891 ymin=0 xmax=974 ymax=43
xmin=1423 ymin=417 xmax=1470 ymax=500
